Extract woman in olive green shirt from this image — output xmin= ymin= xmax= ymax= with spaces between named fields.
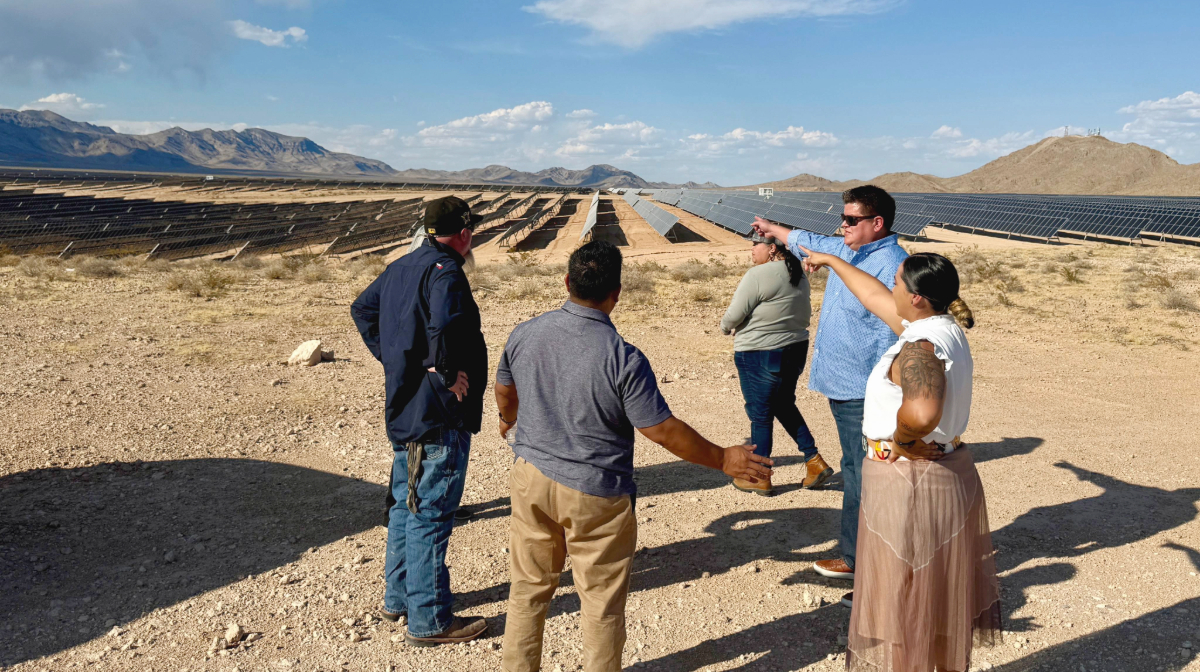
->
xmin=721 ymin=233 xmax=833 ymax=495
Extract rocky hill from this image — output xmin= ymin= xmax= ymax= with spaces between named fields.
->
xmin=0 ymin=109 xmax=395 ymax=177
xmin=751 ymin=136 xmax=1200 ymax=195
xmin=390 ymin=163 xmax=717 ymax=189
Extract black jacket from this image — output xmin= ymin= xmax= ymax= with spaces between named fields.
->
xmin=350 ymin=239 xmax=487 ymax=444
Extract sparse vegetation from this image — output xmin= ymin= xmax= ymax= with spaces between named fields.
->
xmin=75 ymin=256 xmax=123 ymax=278
xmin=1059 ymin=266 xmax=1084 ymax=283
xmin=17 ymin=256 xmax=69 ymax=281
xmin=0 ymin=254 xmax=20 ymax=267
xmin=298 ymin=262 xmax=332 ymax=283
xmin=669 ymin=257 xmax=737 ymax=283
xmin=165 ymin=266 xmax=236 ymax=297
xmin=1162 ymin=289 xmax=1199 ymax=312
xmin=688 ymin=285 xmax=715 ymax=302
xmin=950 ymin=246 xmax=1024 ymax=293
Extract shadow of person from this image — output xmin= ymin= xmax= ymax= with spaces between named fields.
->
xmin=636 ymin=606 xmax=840 ymax=672
xmin=990 ymin=461 xmax=1200 ymax=632
xmin=969 ymin=436 xmax=1043 ymax=463
xmin=632 ymin=507 xmax=840 ymax=595
xmin=991 ymin=543 xmax=1200 ymax=672
xmin=995 ymin=462 xmax=1200 ymax=574
xmin=0 ymin=459 xmax=384 ymax=666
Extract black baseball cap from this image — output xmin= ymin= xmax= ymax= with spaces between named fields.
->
xmin=424 ymin=196 xmax=483 ymax=237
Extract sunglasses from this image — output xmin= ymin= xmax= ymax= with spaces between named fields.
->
xmin=841 ymin=214 xmax=877 ymax=226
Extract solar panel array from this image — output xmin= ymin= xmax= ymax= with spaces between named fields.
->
xmin=579 ymin=191 xmax=601 ymax=241
xmin=495 ymin=195 xmax=571 ymax=247
xmin=622 ymin=190 xmax=682 ymax=240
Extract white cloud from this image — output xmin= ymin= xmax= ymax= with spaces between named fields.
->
xmin=19 ymin=92 xmax=104 ymax=117
xmin=256 ymin=0 xmax=312 ymax=8
xmin=229 ymin=20 xmax=307 ymax=47
xmin=525 ymin=0 xmax=896 ymax=48
xmin=1110 ymin=91 xmax=1200 ymax=160
xmin=683 ymin=125 xmax=839 ymax=157
xmin=556 ymin=121 xmax=661 ymax=158
xmin=566 ymin=109 xmax=596 ymax=119
xmin=931 ymin=125 xmax=962 ymax=139
xmin=414 ymin=101 xmax=555 ymax=147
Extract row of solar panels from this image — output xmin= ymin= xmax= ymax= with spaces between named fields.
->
xmin=622 ymin=190 xmax=682 ymax=240
xmin=639 ymin=189 xmax=1200 ymax=243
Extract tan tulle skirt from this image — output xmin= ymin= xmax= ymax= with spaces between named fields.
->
xmin=847 ymin=447 xmax=1002 ymax=672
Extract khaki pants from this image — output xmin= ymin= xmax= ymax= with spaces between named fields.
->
xmin=502 ymin=458 xmax=637 ymax=672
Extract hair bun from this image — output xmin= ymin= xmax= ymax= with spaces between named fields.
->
xmin=947 ymin=297 xmax=975 ymax=329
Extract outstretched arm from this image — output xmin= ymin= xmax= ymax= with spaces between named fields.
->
xmin=637 ymin=416 xmax=773 ymax=483
xmin=798 ymin=246 xmax=904 ymax=335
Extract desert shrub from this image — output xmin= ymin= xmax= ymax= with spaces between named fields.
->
xmin=233 ymin=255 xmax=264 ymax=270
xmin=343 ymin=254 xmax=386 ymax=278
xmin=495 ymin=254 xmax=564 ymax=282
xmin=1039 ymin=261 xmax=1059 ymax=274
xmin=669 ymin=257 xmax=736 ymax=283
xmin=17 ymin=256 xmax=69 ymax=281
xmin=1059 ymin=266 xmax=1084 ymax=284
xmin=165 ymin=267 xmax=235 ymax=297
xmin=0 ymin=254 xmax=20 ymax=267
xmin=1125 ymin=296 xmax=1142 ymax=310
xmin=75 ymin=256 xmax=122 ymax=278
xmin=950 ymin=246 xmax=1023 ymax=292
xmin=298 ymin=262 xmax=332 ymax=283
xmin=260 ymin=260 xmax=294 ymax=280
xmin=1161 ymin=289 xmax=1199 ymax=312
xmin=807 ymin=267 xmax=828 ymax=292
xmin=622 ymin=262 xmax=660 ymax=293
xmin=688 ymin=285 xmax=715 ymax=302
xmin=1007 ymin=256 xmax=1028 ymax=269
xmin=502 ymin=279 xmax=544 ymax=301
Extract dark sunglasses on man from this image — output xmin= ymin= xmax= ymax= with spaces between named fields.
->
xmin=840 ymin=213 xmax=878 ymax=226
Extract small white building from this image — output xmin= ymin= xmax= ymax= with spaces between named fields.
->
xmin=758 ymin=187 xmax=774 ymax=197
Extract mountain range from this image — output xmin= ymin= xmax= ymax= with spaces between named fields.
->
xmin=0 ymin=109 xmax=709 ymax=188
xmin=751 ymin=135 xmax=1200 ymax=196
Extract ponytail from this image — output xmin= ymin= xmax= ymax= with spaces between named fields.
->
xmin=771 ymin=244 xmax=805 ymax=287
xmin=948 ymin=297 xmax=975 ymax=329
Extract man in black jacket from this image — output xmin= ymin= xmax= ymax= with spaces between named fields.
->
xmin=350 ymin=196 xmax=488 ymax=646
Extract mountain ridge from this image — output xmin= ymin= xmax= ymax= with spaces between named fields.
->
xmin=0 ymin=109 xmax=713 ymax=188
xmin=749 ymin=136 xmax=1200 ymax=196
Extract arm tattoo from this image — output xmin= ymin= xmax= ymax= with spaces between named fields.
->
xmin=896 ymin=341 xmax=946 ymax=401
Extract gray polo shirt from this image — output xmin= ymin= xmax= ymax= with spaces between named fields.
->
xmin=496 ymin=301 xmax=673 ymax=497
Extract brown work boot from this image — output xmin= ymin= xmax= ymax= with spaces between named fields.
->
xmin=405 ymin=616 xmax=488 ymax=647
xmin=732 ymin=475 xmax=773 ymax=496
xmin=802 ymin=455 xmax=833 ymax=489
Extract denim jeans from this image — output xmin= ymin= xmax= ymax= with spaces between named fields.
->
xmin=734 ymin=342 xmax=817 ymax=462
xmin=384 ymin=429 xmax=471 ymax=637
xmin=829 ymin=398 xmax=865 ymax=570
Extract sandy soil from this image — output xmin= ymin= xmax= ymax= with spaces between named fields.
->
xmin=2 ymin=227 xmax=1200 ymax=672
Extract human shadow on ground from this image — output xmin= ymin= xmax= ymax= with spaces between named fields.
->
xmin=992 ymin=543 xmax=1200 ymax=672
xmin=992 ymin=461 xmax=1200 ymax=631
xmin=0 ymin=459 xmax=383 ymax=666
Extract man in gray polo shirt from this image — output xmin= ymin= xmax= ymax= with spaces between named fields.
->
xmin=494 ymin=240 xmax=773 ymax=672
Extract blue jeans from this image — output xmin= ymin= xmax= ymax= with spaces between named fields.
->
xmin=385 ymin=429 xmax=470 ymax=637
xmin=829 ymin=398 xmax=865 ymax=570
xmin=734 ymin=342 xmax=817 ymax=462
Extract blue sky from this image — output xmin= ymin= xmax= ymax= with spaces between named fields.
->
xmin=1 ymin=0 xmax=1198 ymax=184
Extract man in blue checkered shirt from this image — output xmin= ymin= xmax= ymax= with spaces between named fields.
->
xmin=753 ymin=185 xmax=908 ymax=609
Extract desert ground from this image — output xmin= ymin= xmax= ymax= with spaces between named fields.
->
xmin=2 ymin=214 xmax=1200 ymax=672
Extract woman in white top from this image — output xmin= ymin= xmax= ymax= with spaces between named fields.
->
xmin=798 ymin=248 xmax=1001 ymax=672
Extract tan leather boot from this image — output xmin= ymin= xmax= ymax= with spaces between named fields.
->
xmin=803 ymin=455 xmax=833 ymax=489
xmin=732 ymin=474 xmax=773 ymax=496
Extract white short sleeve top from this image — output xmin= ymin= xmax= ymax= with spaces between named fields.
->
xmin=862 ymin=314 xmax=973 ymax=446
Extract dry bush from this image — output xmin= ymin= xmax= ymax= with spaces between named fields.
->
xmin=1162 ymin=289 xmax=1199 ymax=312
xmin=494 ymin=253 xmax=565 ymax=282
xmin=688 ymin=285 xmax=715 ymax=302
xmin=1039 ymin=261 xmax=1059 ymax=274
xmin=1059 ymin=266 xmax=1084 ymax=284
xmin=298 ymin=262 xmax=332 ymax=283
xmin=0 ymin=254 xmax=20 ymax=267
xmin=1124 ymin=266 xmax=1174 ymax=290
xmin=669 ymin=257 xmax=736 ymax=283
xmin=260 ymin=260 xmax=294 ymax=280
xmin=950 ymin=246 xmax=1024 ymax=292
xmin=1125 ymin=296 xmax=1143 ymax=310
xmin=233 ymin=255 xmax=264 ymax=270
xmin=1007 ymin=256 xmax=1028 ymax=269
xmin=502 ymin=279 xmax=544 ymax=301
xmin=342 ymin=254 xmax=386 ymax=278
xmin=17 ymin=256 xmax=69 ymax=281
xmin=622 ymin=262 xmax=661 ymax=293
xmin=165 ymin=267 xmax=235 ymax=297
xmin=75 ymin=256 xmax=122 ymax=278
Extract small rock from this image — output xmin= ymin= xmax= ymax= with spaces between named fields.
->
xmin=225 ymin=623 xmax=244 ymax=646
xmin=349 ymin=631 xmax=364 ymax=643
xmin=1184 ymin=642 xmax=1194 ymax=650
xmin=288 ymin=340 xmax=324 ymax=367
xmin=390 ymin=634 xmax=404 ymax=643
xmin=163 ymin=550 xmax=177 ymax=563
xmin=244 ymin=632 xmax=261 ymax=643
xmin=837 ymin=634 xmax=849 ymax=646
xmin=107 ymin=626 xmax=123 ymax=638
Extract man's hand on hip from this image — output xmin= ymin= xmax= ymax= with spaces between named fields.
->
xmin=429 ymin=367 xmax=470 ymax=401
xmin=721 ymin=444 xmax=774 ymax=483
